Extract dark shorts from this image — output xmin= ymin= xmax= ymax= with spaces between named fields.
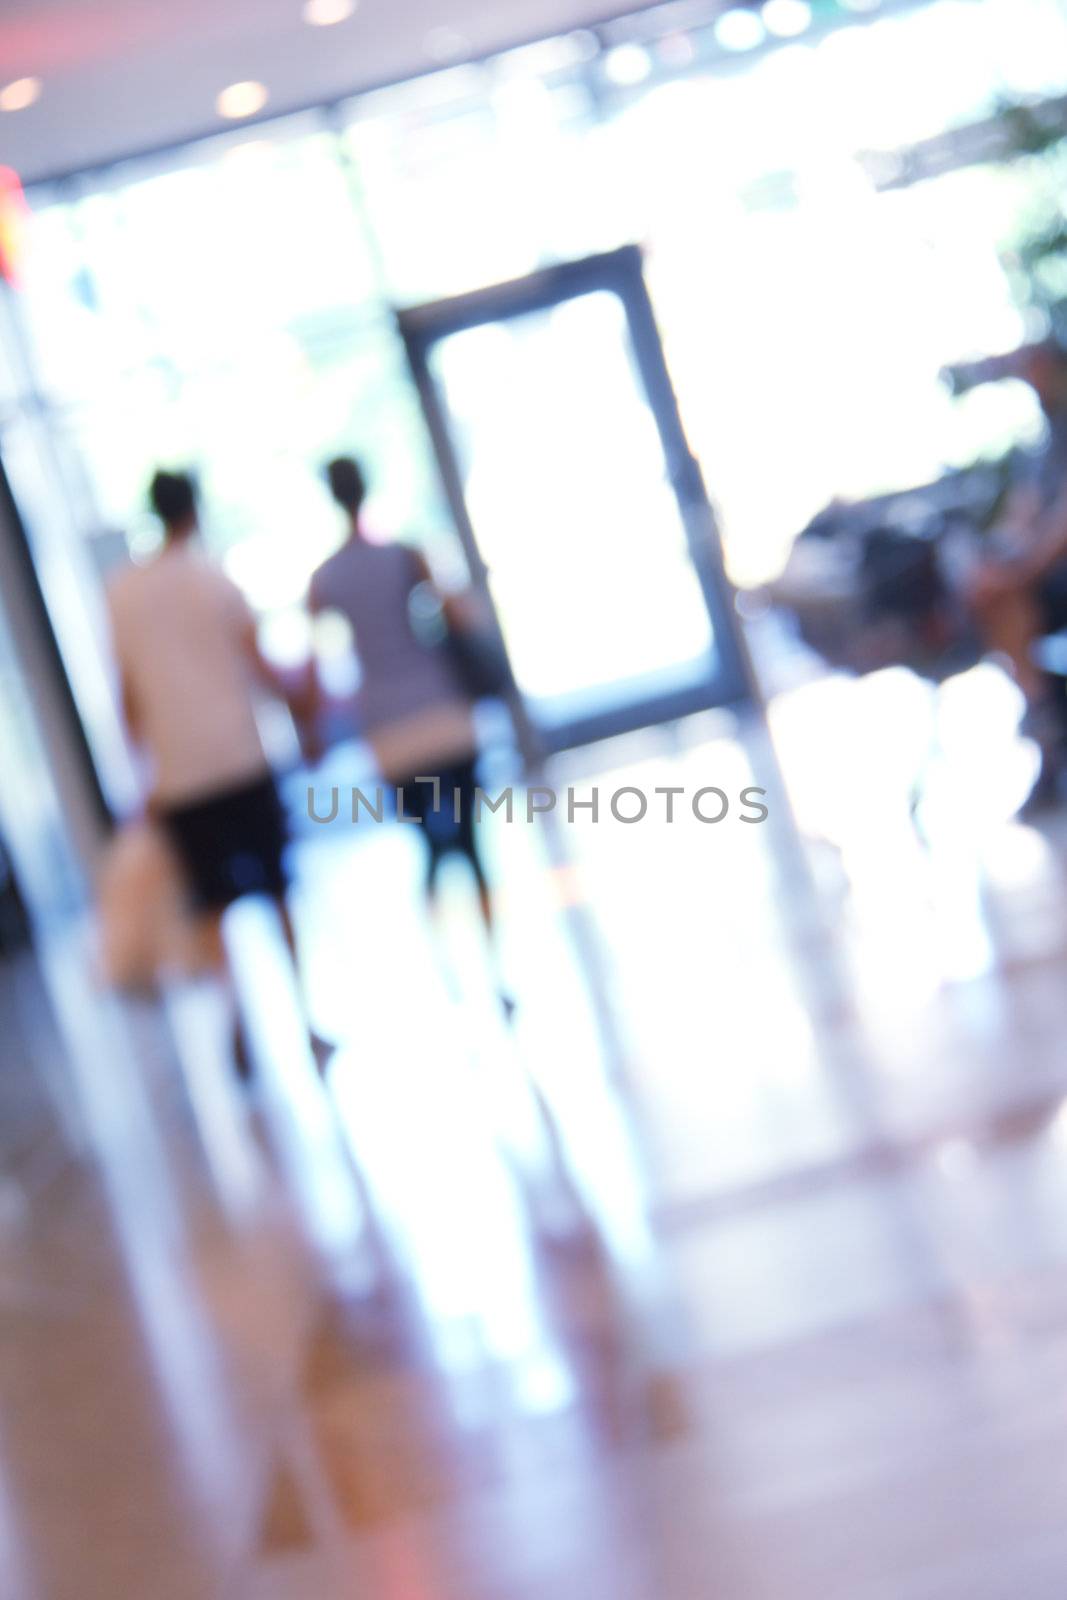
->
xmin=397 ymin=758 xmax=483 ymax=874
xmin=1037 ymin=566 xmax=1067 ymax=635
xmin=160 ymin=772 xmax=289 ymax=911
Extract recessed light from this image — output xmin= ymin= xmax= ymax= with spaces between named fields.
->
xmin=302 ymin=0 xmax=356 ymax=25
xmin=714 ymin=9 xmax=766 ymax=51
xmin=838 ymin=0 xmax=881 ymax=10
xmin=762 ymin=0 xmax=812 ymax=36
xmin=603 ymin=44 xmax=653 ymax=87
xmin=216 ymin=81 xmax=269 ymax=120
xmin=0 ymin=77 xmax=42 ymax=113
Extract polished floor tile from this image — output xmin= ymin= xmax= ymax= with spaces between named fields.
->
xmin=7 ymin=668 xmax=1067 ymax=1598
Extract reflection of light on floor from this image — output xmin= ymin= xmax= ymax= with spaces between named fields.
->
xmin=286 ymin=796 xmax=671 ymax=1352
xmin=330 ymin=1020 xmax=577 ymax=1407
xmin=766 ymin=666 xmax=1035 ymax=990
xmin=284 ymin=826 xmax=586 ymax=1411
xmin=161 ymin=979 xmax=265 ymax=1220
xmin=223 ymin=898 xmax=366 ymax=1259
xmin=919 ymin=665 xmax=1033 ymax=837
xmin=37 ymin=934 xmax=251 ymax=1517
xmin=204 ymin=665 xmax=1067 ymax=1439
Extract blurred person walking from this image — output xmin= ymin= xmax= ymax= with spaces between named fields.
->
xmin=967 ymin=342 xmax=1067 ymax=809
xmin=309 ymin=457 xmax=510 ymax=1010
xmin=108 ymin=469 xmax=326 ymax=1075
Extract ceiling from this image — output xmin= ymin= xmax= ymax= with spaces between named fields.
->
xmin=0 ymin=0 xmax=654 ymax=184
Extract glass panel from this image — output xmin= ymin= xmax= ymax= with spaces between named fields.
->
xmin=20 ymin=130 xmax=458 ymax=607
xmin=2 ymin=412 xmax=137 ymax=812
xmin=0 ymin=566 xmax=80 ymax=916
xmin=13 ymin=0 xmax=1067 ymax=633
xmin=603 ymin=70 xmax=1045 ymax=585
xmin=345 ymin=59 xmax=609 ymax=305
xmin=429 ymin=290 xmax=716 ymax=732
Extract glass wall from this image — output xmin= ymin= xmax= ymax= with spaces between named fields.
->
xmin=18 ymin=119 xmax=453 ymax=611
xmin=0 ymin=267 xmax=135 ymax=816
xmin=7 ymin=0 xmax=1067 ymax=646
xmin=0 ymin=314 xmax=92 ymax=911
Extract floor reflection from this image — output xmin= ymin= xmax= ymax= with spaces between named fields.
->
xmin=11 ymin=667 xmax=1067 ymax=1596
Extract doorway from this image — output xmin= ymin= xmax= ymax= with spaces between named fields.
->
xmin=398 ymin=246 xmax=751 ymax=755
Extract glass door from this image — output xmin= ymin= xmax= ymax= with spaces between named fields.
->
xmin=398 ymin=246 xmax=750 ymax=755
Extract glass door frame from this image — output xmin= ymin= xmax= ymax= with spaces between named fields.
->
xmin=397 ymin=245 xmax=754 ymax=758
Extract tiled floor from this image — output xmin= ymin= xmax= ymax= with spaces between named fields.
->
xmin=6 ymin=665 xmax=1067 ymax=1598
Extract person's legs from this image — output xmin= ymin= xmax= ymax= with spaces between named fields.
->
xmin=970 ymin=576 xmax=1047 ymax=703
xmin=270 ymin=891 xmax=334 ymax=1074
xmin=161 ymin=802 xmax=251 ymax=1075
xmin=196 ymin=905 xmax=227 ymax=969
xmin=183 ymin=898 xmax=255 ymax=1079
xmin=970 ymin=566 xmax=1067 ymax=811
xmin=471 ymin=864 xmax=494 ymax=939
xmin=398 ymin=776 xmax=440 ymax=905
xmin=201 ymin=915 xmax=253 ymax=1078
xmin=166 ymin=773 xmax=333 ymax=1079
xmin=275 ymin=893 xmax=299 ymax=964
xmin=423 ymin=840 xmax=445 ymax=905
xmin=402 ymin=759 xmax=512 ymax=1012
xmin=208 ymin=915 xmax=255 ymax=1082
xmin=454 ymin=771 xmax=494 ymax=938
xmin=450 ymin=761 xmax=515 ymax=1017
xmin=241 ymin=775 xmax=334 ymax=1070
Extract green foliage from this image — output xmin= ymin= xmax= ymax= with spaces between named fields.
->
xmin=995 ymin=99 xmax=1067 ymax=340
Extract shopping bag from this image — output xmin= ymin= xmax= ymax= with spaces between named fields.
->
xmin=95 ymin=819 xmax=214 ymax=991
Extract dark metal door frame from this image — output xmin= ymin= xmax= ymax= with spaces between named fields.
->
xmin=397 ymin=245 xmax=754 ymax=757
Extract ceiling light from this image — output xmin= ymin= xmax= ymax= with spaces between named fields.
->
xmin=216 ymin=81 xmax=269 ymax=120
xmin=302 ymin=0 xmax=356 ymax=25
xmin=603 ymin=44 xmax=653 ymax=87
xmin=0 ymin=77 xmax=42 ymax=113
xmin=838 ymin=0 xmax=881 ymax=10
xmin=714 ymin=9 xmax=766 ymax=52
xmin=762 ymin=0 xmax=812 ymax=36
